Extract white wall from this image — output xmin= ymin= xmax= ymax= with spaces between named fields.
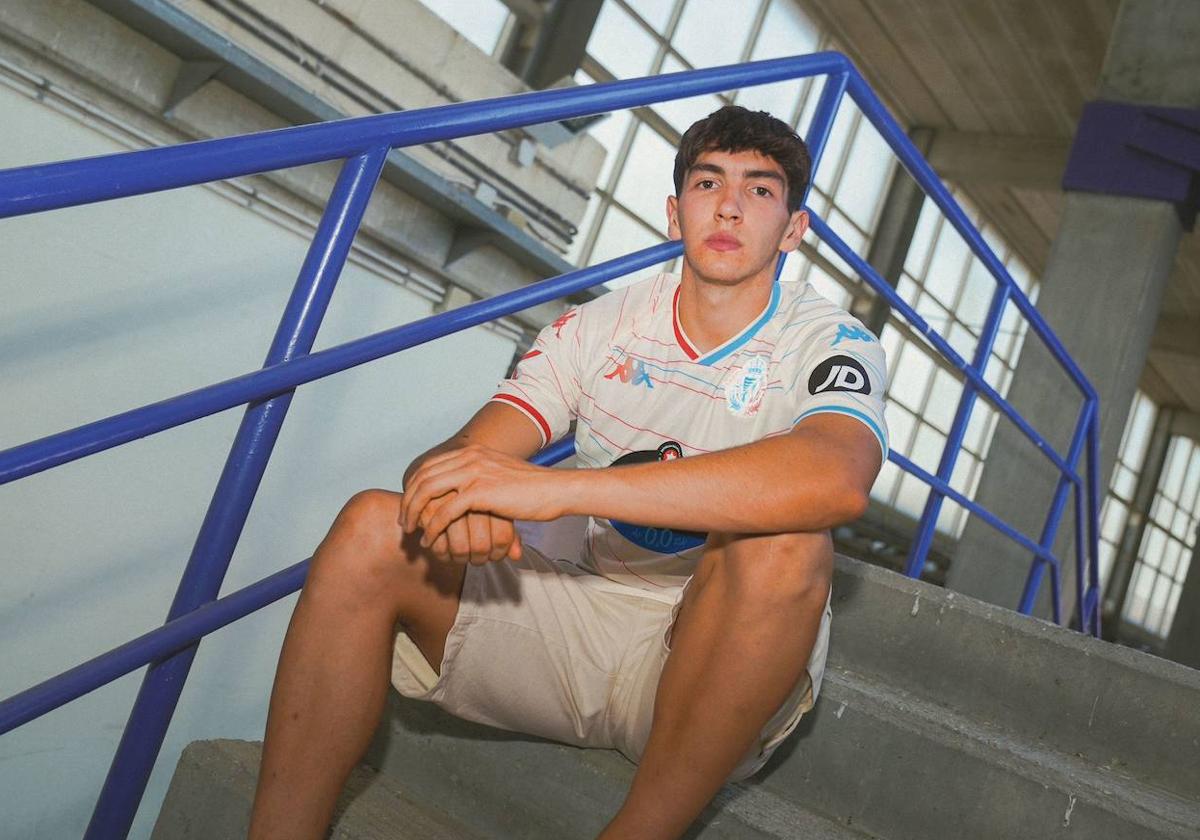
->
xmin=0 ymin=83 xmax=516 ymax=838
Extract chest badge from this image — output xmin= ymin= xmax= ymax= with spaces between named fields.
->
xmin=726 ymin=355 xmax=769 ymax=417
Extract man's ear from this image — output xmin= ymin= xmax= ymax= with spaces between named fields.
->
xmin=666 ymin=195 xmax=681 ymax=241
xmin=779 ymin=208 xmax=809 ymax=252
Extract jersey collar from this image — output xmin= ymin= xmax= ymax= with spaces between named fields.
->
xmin=672 ymin=280 xmax=782 ymax=367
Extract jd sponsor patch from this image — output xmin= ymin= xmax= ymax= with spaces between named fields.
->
xmin=808 ymin=355 xmax=871 ymax=395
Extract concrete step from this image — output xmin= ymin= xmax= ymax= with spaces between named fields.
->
xmin=363 ymin=693 xmax=879 ymax=839
xmin=828 ymin=557 xmax=1200 ymax=804
xmin=154 ymin=555 xmax=1200 ymax=839
xmin=151 ymin=739 xmax=487 ymax=840
xmin=153 ymin=724 xmax=878 ymax=839
xmin=758 ymin=665 xmax=1199 ymax=839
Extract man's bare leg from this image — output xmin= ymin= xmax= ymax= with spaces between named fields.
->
xmin=599 ymin=530 xmax=832 ymax=840
xmin=248 ymin=490 xmax=465 ymax=840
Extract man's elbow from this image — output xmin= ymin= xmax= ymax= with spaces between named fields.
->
xmin=841 ymin=487 xmax=870 ymax=523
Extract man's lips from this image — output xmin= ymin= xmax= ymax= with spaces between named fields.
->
xmin=704 ymin=234 xmax=741 ymax=252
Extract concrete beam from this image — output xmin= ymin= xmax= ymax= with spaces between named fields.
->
xmin=520 ymin=0 xmax=604 ymax=90
xmin=499 ymin=0 xmax=549 ymax=24
xmin=924 ymin=129 xmax=1070 ymax=191
xmin=1169 ymin=410 xmax=1200 ymax=442
xmin=1151 ymin=313 xmax=1200 ymax=359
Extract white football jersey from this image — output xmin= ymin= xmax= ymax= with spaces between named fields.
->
xmin=492 ymin=272 xmax=888 ymax=596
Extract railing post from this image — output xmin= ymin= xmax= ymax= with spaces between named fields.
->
xmin=1016 ymin=403 xmax=1091 ymax=620
xmin=83 ymin=146 xmax=388 ymax=840
xmin=801 ymin=71 xmax=848 ymax=205
xmin=1086 ymin=409 xmax=1103 ymax=636
xmin=903 ymin=284 xmax=1011 ymax=577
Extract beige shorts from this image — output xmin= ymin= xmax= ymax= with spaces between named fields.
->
xmin=390 ymin=540 xmax=831 ymax=783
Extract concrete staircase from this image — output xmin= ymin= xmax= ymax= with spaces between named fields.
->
xmin=153 ymin=556 xmax=1200 ymax=839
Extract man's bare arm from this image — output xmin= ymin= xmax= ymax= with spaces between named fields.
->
xmin=402 ymin=413 xmax=882 ymax=541
xmin=403 ymin=401 xmax=545 ymax=489
xmin=564 ymin=413 xmax=880 ymax=532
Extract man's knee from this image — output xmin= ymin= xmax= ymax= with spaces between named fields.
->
xmin=705 ymin=530 xmax=832 ymax=608
xmin=306 ymin=489 xmax=412 ymax=599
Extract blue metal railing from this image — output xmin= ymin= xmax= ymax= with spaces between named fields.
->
xmin=0 ymin=51 xmax=1102 ymax=837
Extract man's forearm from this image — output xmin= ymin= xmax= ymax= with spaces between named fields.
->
xmin=559 ymin=421 xmax=876 ymax=534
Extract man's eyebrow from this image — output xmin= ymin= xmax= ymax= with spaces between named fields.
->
xmin=744 ymin=169 xmax=786 ymax=184
xmin=687 ymin=162 xmax=785 ymax=184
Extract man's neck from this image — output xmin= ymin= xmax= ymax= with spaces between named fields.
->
xmin=677 ymin=267 xmax=776 ymax=354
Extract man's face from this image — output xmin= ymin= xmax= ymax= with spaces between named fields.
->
xmin=667 ymin=148 xmax=808 ymax=287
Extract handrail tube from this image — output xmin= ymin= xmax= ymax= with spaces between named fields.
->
xmin=84 ymin=148 xmax=390 ymax=840
xmin=806 ymin=213 xmax=1080 ymax=481
xmin=0 ymin=559 xmax=310 ymax=736
xmin=0 ymin=54 xmax=851 ymax=219
xmin=1086 ymin=417 xmax=1103 ymax=635
xmin=842 ymin=71 xmax=1097 ymax=403
xmin=0 ymin=242 xmax=681 ymax=486
xmin=0 ymin=439 xmax=579 ymax=739
xmin=889 ymin=452 xmax=1061 ymax=569
xmin=799 ymin=72 xmax=849 ymax=199
xmin=1073 ymin=479 xmax=1088 ymax=629
xmin=1018 ymin=400 xmax=1093 ymax=620
xmin=905 ymin=281 xmax=1012 ymax=577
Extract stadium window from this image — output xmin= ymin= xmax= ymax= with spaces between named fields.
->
xmin=1123 ymin=434 xmax=1200 ymax=638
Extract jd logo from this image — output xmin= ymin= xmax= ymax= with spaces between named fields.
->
xmin=604 ymin=356 xmax=654 ymax=389
xmin=808 ymin=355 xmax=871 ymax=395
xmin=832 ymin=323 xmax=875 ymax=346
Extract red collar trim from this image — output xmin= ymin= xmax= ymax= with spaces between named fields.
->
xmin=672 ymin=286 xmax=699 ymax=360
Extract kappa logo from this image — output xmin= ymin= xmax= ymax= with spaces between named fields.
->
xmin=604 ymin=355 xmax=655 ymax=389
xmin=808 ymin=355 xmax=871 ymax=395
xmin=551 ymin=310 xmax=577 ymax=338
xmin=832 ymin=323 xmax=875 ymax=346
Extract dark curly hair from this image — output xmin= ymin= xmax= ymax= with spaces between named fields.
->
xmin=673 ymin=105 xmax=812 ymax=212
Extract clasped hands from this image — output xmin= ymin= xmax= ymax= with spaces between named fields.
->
xmin=399 ymin=445 xmax=567 ymax=565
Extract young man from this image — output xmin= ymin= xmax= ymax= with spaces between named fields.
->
xmin=249 ymin=105 xmax=888 ymax=840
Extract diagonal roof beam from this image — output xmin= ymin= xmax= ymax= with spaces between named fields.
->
xmin=923 ymin=129 xmax=1071 ymax=191
xmin=1151 ymin=313 xmax=1200 ymax=359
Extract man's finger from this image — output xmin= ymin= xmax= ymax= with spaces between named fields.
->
xmin=467 ymin=513 xmax=492 ymax=565
xmin=487 ymin=516 xmax=512 ymax=562
xmin=422 ymin=493 xmax=474 ymax=545
xmin=429 ymin=531 xmax=451 ymax=562
xmin=445 ymin=516 xmax=471 ymax=564
xmin=487 ymin=516 xmax=509 ymax=562
xmin=406 ymin=471 xmax=471 ymax=533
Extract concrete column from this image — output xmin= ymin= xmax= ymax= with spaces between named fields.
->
xmin=509 ymin=0 xmax=604 ymax=89
xmin=944 ymin=0 xmax=1198 ymax=620
xmin=1164 ymin=534 xmax=1200 ymax=669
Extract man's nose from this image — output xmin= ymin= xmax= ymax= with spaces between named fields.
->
xmin=715 ymin=189 xmax=742 ymax=221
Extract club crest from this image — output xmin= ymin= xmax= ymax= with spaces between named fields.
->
xmin=726 ymin=355 xmax=769 ymax=416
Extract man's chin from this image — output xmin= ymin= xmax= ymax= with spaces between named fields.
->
xmin=683 ymin=258 xmax=769 ymax=287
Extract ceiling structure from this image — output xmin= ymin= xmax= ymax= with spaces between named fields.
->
xmin=803 ymin=0 xmax=1200 ymax=416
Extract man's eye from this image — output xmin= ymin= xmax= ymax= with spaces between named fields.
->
xmin=697 ymin=179 xmax=717 ymax=189
xmin=752 ymin=186 xmax=773 ymax=197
